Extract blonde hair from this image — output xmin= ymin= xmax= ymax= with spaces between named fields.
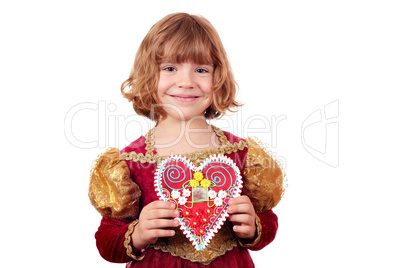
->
xmin=121 ymin=13 xmax=241 ymax=122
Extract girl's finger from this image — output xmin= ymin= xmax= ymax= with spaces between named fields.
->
xmin=229 ymin=195 xmax=252 ymax=206
xmin=151 ymin=229 xmax=176 ymax=238
xmin=233 ymin=225 xmax=255 ymax=239
xmin=228 ymin=214 xmax=254 ymax=225
xmin=228 ymin=203 xmax=253 ymax=214
xmin=146 ymin=208 xmax=180 ymax=220
xmin=147 ymin=219 xmax=180 ymax=229
xmin=146 ymin=200 xmax=176 ymax=210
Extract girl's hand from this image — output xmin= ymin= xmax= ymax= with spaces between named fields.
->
xmin=132 ymin=201 xmax=180 ymax=252
xmin=227 ymin=196 xmax=257 ymax=240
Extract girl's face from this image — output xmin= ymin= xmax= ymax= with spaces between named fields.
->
xmin=157 ymin=61 xmax=214 ymax=121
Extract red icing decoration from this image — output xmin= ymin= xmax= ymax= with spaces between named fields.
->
xmin=154 ymin=154 xmax=243 ymax=251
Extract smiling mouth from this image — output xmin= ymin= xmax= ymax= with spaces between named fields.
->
xmin=168 ymin=95 xmax=201 ymax=102
xmin=170 ymin=95 xmax=200 ymax=98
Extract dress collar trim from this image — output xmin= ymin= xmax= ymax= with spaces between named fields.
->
xmin=120 ymin=125 xmax=248 ymax=165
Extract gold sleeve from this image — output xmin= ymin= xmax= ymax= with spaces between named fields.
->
xmin=243 ymin=138 xmax=286 ymax=213
xmin=89 ymin=148 xmax=141 ymax=219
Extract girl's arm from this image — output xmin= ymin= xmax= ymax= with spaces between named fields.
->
xmin=95 ymin=217 xmax=134 ymax=263
xmin=233 ymin=137 xmax=285 ymax=250
xmin=89 ymin=148 xmax=143 ymax=262
xmin=89 ymin=148 xmax=141 ymax=219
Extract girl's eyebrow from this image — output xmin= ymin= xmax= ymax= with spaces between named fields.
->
xmin=199 ymin=63 xmax=214 ymax=66
xmin=159 ymin=61 xmax=214 ymax=68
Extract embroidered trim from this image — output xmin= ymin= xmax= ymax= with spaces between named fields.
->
xmin=120 ymin=126 xmax=248 ymax=164
xmin=237 ymin=214 xmax=262 ymax=248
xmin=124 ymin=219 xmax=146 ymax=261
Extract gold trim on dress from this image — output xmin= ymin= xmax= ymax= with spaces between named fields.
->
xmin=124 ymin=219 xmax=147 ymax=261
xmin=120 ymin=125 xmax=248 ymax=166
xmin=237 ymin=214 xmax=262 ymax=248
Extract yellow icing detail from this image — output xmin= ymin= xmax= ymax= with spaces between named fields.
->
xmin=193 ymin=171 xmax=204 ymax=181
xmin=190 ymin=180 xmax=199 ymax=188
xmin=200 ymin=179 xmax=211 ymax=188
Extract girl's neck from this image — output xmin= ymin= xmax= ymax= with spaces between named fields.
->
xmin=155 ymin=116 xmax=210 ymax=135
xmin=153 ymin=116 xmax=220 ymax=155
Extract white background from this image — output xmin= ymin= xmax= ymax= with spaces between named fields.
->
xmin=1 ymin=0 xmax=401 ymax=267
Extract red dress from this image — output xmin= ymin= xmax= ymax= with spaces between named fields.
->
xmin=89 ymin=128 xmax=285 ymax=267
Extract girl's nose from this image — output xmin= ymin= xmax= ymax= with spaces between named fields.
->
xmin=176 ymin=71 xmax=195 ymax=88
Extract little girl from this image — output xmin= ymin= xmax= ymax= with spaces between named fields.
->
xmin=89 ymin=13 xmax=285 ymax=267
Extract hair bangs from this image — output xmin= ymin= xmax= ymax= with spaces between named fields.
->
xmin=157 ymin=19 xmax=214 ymax=65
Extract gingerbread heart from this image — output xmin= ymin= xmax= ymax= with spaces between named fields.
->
xmin=154 ymin=154 xmax=243 ymax=251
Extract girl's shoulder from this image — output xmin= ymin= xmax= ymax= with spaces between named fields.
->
xmin=220 ymin=129 xmax=246 ymax=144
xmin=120 ymin=135 xmax=147 ymax=155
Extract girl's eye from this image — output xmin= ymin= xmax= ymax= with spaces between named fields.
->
xmin=196 ymin=68 xmax=208 ymax=73
xmin=163 ymin=66 xmax=176 ymax=72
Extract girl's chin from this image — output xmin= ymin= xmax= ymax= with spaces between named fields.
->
xmin=162 ymin=110 xmax=207 ymax=122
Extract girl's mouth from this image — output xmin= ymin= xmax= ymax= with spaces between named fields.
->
xmin=169 ymin=95 xmax=200 ymax=102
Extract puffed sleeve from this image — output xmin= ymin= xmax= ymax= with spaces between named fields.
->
xmin=243 ymin=137 xmax=286 ymax=213
xmin=89 ymin=148 xmax=141 ymax=220
xmin=238 ymin=137 xmax=286 ymax=250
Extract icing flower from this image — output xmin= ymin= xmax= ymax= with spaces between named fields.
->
xmin=171 ymin=190 xmax=181 ymax=199
xmin=178 ymin=196 xmax=188 ymax=205
xmin=182 ymin=188 xmax=191 ymax=197
xmin=200 ymin=179 xmax=211 ymax=188
xmin=189 ymin=179 xmax=199 ymax=188
xmin=193 ymin=171 xmax=204 ymax=181
xmin=208 ymin=190 xmax=217 ymax=199
xmin=214 ymin=197 xmax=223 ymax=206
xmin=218 ymin=190 xmax=227 ymax=199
